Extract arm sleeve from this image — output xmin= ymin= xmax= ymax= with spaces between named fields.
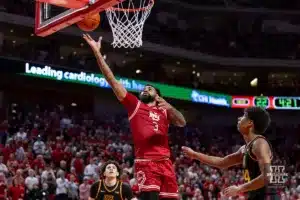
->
xmin=120 ymin=92 xmax=139 ymax=117
xmin=89 ymin=181 xmax=100 ymax=199
xmin=122 ymin=183 xmax=134 ymax=199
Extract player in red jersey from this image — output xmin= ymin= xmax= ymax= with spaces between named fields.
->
xmin=83 ymin=34 xmax=186 ymax=200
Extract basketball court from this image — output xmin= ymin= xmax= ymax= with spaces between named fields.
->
xmin=35 ymin=0 xmax=154 ymax=48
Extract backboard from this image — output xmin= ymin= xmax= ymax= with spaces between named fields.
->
xmin=35 ymin=0 xmax=122 ymax=37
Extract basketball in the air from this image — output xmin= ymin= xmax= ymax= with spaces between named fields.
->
xmin=77 ymin=13 xmax=100 ymax=32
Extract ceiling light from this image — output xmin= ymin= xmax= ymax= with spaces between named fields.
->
xmin=196 ymin=72 xmax=200 ymax=77
xmin=250 ymin=78 xmax=258 ymax=87
xmin=192 ymin=71 xmax=195 ymax=74
xmin=136 ymin=69 xmax=142 ymax=74
xmin=176 ymin=61 xmax=180 ymax=65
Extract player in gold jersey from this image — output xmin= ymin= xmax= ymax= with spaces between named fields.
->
xmin=182 ymin=107 xmax=277 ymax=200
xmin=89 ymin=160 xmax=136 ymax=200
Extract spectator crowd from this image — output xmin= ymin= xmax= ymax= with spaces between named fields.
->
xmin=0 ymin=102 xmax=298 ymax=200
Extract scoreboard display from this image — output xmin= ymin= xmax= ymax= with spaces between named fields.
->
xmin=273 ymin=97 xmax=300 ymax=109
xmin=231 ymin=96 xmax=300 ymax=110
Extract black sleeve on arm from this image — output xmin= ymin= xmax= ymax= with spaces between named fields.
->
xmin=90 ymin=181 xmax=100 ymax=199
xmin=122 ymin=183 xmax=134 ymax=199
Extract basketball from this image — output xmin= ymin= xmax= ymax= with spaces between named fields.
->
xmin=77 ymin=13 xmax=100 ymax=32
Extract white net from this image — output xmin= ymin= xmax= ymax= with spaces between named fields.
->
xmin=105 ymin=0 xmax=154 ymax=48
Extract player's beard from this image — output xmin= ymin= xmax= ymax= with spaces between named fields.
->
xmin=139 ymin=93 xmax=155 ymax=104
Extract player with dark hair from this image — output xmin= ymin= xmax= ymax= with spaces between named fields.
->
xmin=182 ymin=107 xmax=274 ymax=200
xmin=83 ymin=34 xmax=186 ymax=200
xmin=89 ymin=160 xmax=135 ymax=200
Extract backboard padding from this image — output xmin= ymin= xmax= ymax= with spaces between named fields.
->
xmin=35 ymin=0 xmax=123 ymax=37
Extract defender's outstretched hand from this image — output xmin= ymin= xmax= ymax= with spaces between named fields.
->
xmin=182 ymin=146 xmax=196 ymax=159
xmin=83 ymin=34 xmax=102 ymax=53
xmin=223 ymin=185 xmax=242 ymax=197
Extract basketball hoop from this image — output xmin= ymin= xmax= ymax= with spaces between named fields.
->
xmin=105 ymin=0 xmax=154 ymax=48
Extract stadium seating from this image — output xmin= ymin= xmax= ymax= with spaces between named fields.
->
xmin=0 ymin=101 xmax=299 ymax=200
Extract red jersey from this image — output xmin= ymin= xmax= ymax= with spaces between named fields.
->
xmin=121 ymin=92 xmax=170 ymax=159
xmin=8 ymin=185 xmax=24 ymax=200
xmin=73 ymin=158 xmax=84 ymax=175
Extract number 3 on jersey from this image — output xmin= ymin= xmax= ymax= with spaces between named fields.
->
xmin=243 ymin=169 xmax=251 ymax=182
xmin=149 ymin=111 xmax=160 ymax=132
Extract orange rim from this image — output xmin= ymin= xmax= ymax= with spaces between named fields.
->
xmin=107 ymin=0 xmax=154 ymax=12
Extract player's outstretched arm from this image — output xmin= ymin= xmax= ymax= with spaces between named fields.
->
xmin=182 ymin=146 xmax=243 ymax=169
xmin=83 ymin=34 xmax=127 ymax=101
xmin=224 ymin=138 xmax=272 ymax=197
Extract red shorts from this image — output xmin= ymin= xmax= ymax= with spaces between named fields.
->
xmin=134 ymin=158 xmax=178 ymax=199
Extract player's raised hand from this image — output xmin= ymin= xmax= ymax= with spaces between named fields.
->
xmin=181 ymin=146 xmax=196 ymax=159
xmin=156 ymin=96 xmax=172 ymax=110
xmin=83 ymin=34 xmax=102 ymax=53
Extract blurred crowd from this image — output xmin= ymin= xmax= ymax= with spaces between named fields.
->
xmin=2 ymin=0 xmax=300 ymax=60
xmin=0 ymin=101 xmax=298 ymax=200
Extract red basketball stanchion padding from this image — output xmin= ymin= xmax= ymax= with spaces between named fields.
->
xmin=35 ymin=0 xmax=122 ymax=37
xmin=36 ymin=0 xmax=90 ymax=9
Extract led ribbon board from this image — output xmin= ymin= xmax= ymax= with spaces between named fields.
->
xmin=3 ymin=58 xmax=298 ymax=110
xmin=23 ymin=62 xmax=232 ymax=107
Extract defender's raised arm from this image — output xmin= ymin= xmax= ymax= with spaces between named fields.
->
xmin=182 ymin=146 xmax=243 ymax=169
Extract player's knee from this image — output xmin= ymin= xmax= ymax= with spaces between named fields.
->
xmin=139 ymin=191 xmax=159 ymax=200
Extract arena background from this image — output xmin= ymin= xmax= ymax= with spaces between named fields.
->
xmin=0 ymin=0 xmax=299 ymax=199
